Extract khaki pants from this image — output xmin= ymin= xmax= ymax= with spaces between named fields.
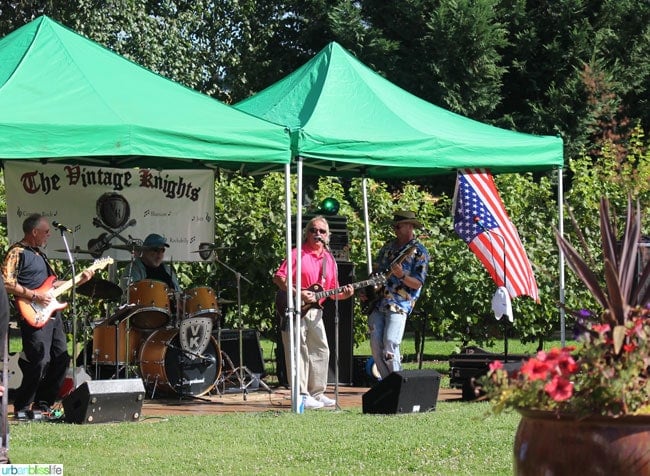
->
xmin=281 ymin=307 xmax=329 ymax=398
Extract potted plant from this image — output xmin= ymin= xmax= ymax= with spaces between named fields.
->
xmin=481 ymin=196 xmax=650 ymax=474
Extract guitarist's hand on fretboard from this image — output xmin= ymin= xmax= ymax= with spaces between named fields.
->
xmin=300 ymin=289 xmax=317 ymax=305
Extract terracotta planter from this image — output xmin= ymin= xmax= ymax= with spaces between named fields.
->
xmin=514 ymin=409 xmax=650 ymax=475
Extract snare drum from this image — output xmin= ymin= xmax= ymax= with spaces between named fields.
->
xmin=92 ymin=320 xmax=142 ymax=365
xmin=139 ymin=328 xmax=221 ymax=397
xmin=183 ymin=286 xmax=220 ymax=320
xmin=128 ymin=279 xmax=171 ymax=329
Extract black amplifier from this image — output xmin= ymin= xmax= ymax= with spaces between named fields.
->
xmin=449 ymin=346 xmax=529 ymax=400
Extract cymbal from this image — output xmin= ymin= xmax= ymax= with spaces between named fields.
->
xmin=217 ymin=299 xmax=236 ymax=304
xmin=55 ymin=247 xmax=96 ymax=255
xmin=191 ymin=242 xmax=230 ymax=251
xmin=111 ymin=243 xmax=143 ymax=251
xmin=77 ymin=278 xmax=123 ymax=301
xmin=104 ymin=304 xmax=147 ymax=324
xmin=190 ymin=248 xmax=229 ymax=253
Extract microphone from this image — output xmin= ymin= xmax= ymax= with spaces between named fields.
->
xmin=473 ymin=216 xmax=488 ymax=230
xmin=52 ymin=221 xmax=72 ymax=233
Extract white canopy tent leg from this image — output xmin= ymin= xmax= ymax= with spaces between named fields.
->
xmin=291 ymin=158 xmax=304 ymax=412
xmin=558 ymin=167 xmax=566 ymax=346
xmin=362 ymin=178 xmax=373 ymax=275
xmin=282 ymin=164 xmax=300 ymax=413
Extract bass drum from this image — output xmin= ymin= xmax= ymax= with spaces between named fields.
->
xmin=138 ymin=328 xmax=221 ymax=397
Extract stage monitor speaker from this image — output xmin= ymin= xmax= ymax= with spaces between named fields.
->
xmin=63 ymin=378 xmax=145 ymax=424
xmin=217 ymin=329 xmax=265 ymax=377
xmin=362 ymin=369 xmax=441 ymax=414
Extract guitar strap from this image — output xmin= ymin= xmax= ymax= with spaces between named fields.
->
xmin=320 ymin=251 xmax=327 ymax=285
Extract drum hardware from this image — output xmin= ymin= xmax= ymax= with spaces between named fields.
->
xmin=217 ymin=298 xmax=236 ymax=305
xmin=210 ymin=253 xmax=271 ymax=399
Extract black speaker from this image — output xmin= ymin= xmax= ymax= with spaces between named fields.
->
xmin=323 ymin=261 xmax=354 ymax=385
xmin=63 ymin=379 xmax=145 ymax=424
xmin=362 ymin=370 xmax=441 ymax=414
xmin=217 ymin=329 xmax=265 ymax=377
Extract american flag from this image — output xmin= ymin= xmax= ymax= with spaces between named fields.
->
xmin=453 ymin=168 xmax=539 ymax=302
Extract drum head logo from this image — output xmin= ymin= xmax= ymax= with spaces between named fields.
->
xmin=179 ymin=317 xmax=213 ymax=357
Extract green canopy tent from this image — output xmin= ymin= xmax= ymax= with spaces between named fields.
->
xmin=0 ymin=16 xmax=293 ymax=389
xmin=236 ymin=42 xmax=562 ymax=178
xmin=236 ymin=42 xmax=565 ymax=411
xmin=0 ymin=16 xmax=290 ymax=171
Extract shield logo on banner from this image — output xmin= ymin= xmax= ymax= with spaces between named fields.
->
xmin=179 ymin=317 xmax=213 ymax=357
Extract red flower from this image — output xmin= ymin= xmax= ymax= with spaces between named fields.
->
xmin=592 ymin=323 xmax=611 ymax=334
xmin=520 ymin=358 xmax=551 ymax=381
xmin=489 ymin=360 xmax=503 ymax=372
xmin=544 ymin=375 xmax=574 ymax=402
xmin=623 ymin=342 xmax=637 ymax=353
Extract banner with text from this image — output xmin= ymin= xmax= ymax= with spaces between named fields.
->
xmin=5 ymin=161 xmax=215 ymax=262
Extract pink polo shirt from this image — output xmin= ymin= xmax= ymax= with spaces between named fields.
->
xmin=275 ymin=244 xmax=339 ymax=306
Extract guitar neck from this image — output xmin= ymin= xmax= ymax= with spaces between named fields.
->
xmin=313 ymin=277 xmax=382 ymax=301
xmin=51 ymin=258 xmax=114 ymax=298
xmin=52 ymin=270 xmax=88 ymax=298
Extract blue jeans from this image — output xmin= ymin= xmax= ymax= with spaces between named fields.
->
xmin=368 ymin=308 xmax=407 ymax=379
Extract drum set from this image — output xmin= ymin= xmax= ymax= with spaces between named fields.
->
xmin=79 ymin=278 xmax=228 ymax=399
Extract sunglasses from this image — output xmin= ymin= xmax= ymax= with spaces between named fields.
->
xmin=309 ymin=227 xmax=328 ymax=235
xmin=149 ymin=248 xmax=166 ymax=253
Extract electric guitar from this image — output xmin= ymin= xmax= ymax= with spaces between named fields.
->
xmin=16 ymin=257 xmax=114 ymax=328
xmin=362 ymin=242 xmax=419 ymax=315
xmin=0 ymin=352 xmax=23 ymax=390
xmin=275 ymin=273 xmax=387 ymax=320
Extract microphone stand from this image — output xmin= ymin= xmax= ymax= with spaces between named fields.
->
xmin=213 ymin=252 xmax=270 ymax=399
xmin=323 ymin=239 xmax=341 ymax=410
xmin=58 ymin=227 xmax=78 ymax=387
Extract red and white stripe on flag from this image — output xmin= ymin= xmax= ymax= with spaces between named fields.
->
xmin=453 ymin=168 xmax=539 ymax=302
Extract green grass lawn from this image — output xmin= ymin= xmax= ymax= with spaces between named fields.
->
xmin=4 ymin=335 xmax=561 ymax=474
xmin=9 ymin=402 xmax=519 ymax=475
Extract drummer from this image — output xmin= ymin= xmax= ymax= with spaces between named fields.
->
xmin=120 ymin=233 xmax=180 ymax=293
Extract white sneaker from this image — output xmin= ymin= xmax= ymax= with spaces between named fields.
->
xmin=316 ymin=394 xmax=336 ymax=407
xmin=302 ymin=394 xmax=324 ymax=409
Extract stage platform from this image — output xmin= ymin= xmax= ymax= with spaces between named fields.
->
xmin=139 ymin=385 xmax=462 ymax=417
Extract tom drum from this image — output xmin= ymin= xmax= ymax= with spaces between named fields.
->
xmin=183 ymin=286 xmax=220 ymax=320
xmin=92 ymin=320 xmax=142 ymax=365
xmin=128 ymin=279 xmax=171 ymax=329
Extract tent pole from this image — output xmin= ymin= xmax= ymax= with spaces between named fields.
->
xmin=558 ymin=167 xmax=566 ymax=346
xmin=283 ymin=164 xmax=299 ymax=412
xmin=293 ymin=158 xmax=304 ymax=412
xmin=362 ymin=178 xmax=373 ymax=275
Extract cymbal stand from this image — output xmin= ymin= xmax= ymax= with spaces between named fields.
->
xmin=213 ymin=253 xmax=270 ymax=399
xmin=121 ymin=244 xmax=140 ymax=379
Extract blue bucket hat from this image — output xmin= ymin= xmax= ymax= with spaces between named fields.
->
xmin=142 ymin=233 xmax=169 ymax=249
